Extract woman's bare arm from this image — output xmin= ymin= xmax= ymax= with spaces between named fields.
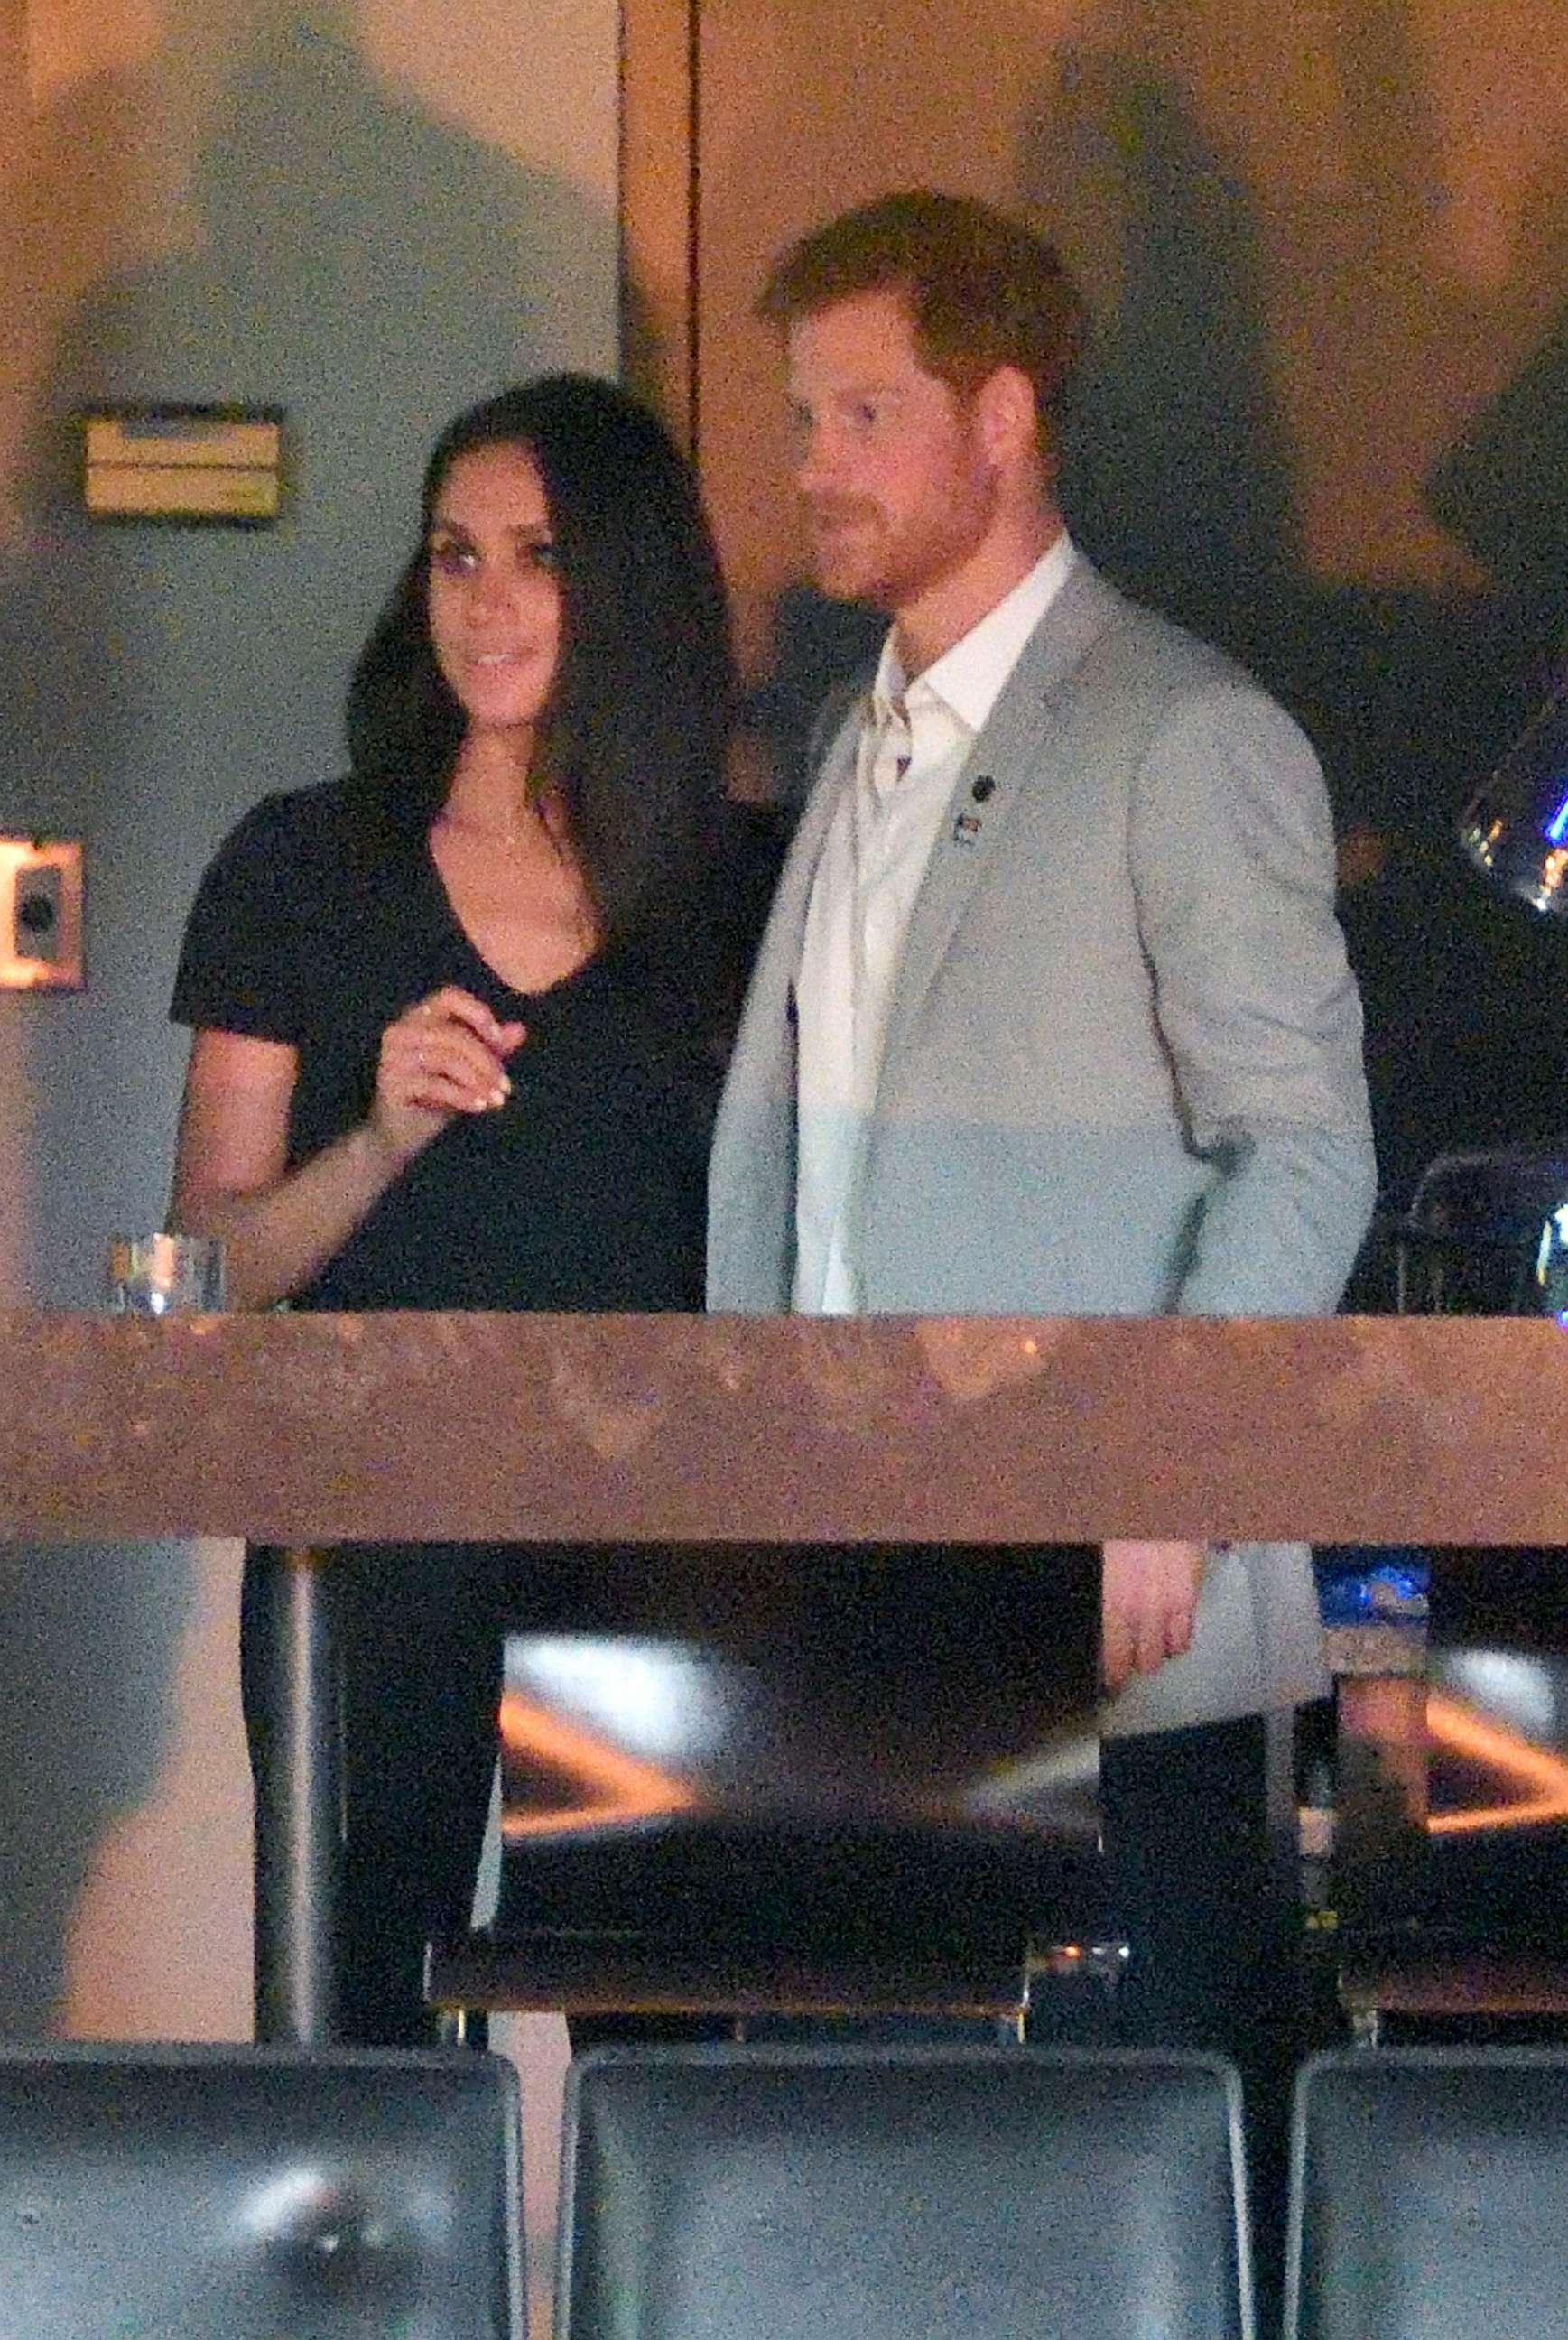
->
xmin=169 ymin=1030 xmax=406 ymax=1308
xmin=168 ymin=989 xmax=524 ymax=1309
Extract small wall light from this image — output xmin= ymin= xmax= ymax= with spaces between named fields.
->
xmin=1 ymin=837 xmax=85 ymax=989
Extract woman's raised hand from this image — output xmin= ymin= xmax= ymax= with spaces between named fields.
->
xmin=369 ymin=986 xmax=526 ymax=1167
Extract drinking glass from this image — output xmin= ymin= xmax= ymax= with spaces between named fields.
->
xmin=107 ymin=1232 xmax=227 ymax=1314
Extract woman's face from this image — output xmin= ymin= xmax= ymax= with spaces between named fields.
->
xmin=426 ymin=441 xmax=562 ymax=740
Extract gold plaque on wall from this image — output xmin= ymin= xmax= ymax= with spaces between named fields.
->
xmin=79 ymin=405 xmax=285 ymax=526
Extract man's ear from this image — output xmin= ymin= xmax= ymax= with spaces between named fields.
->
xmin=972 ymin=365 xmax=1039 ymax=466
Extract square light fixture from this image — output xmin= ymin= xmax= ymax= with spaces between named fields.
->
xmin=1 ymin=836 xmax=85 ymax=989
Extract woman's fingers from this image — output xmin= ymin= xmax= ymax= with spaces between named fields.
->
xmin=417 ymin=987 xmax=526 ymax=1057
xmin=395 ymin=1022 xmax=505 ymax=1111
xmin=393 ymin=995 xmax=524 ymax=1113
xmin=371 ymin=989 xmax=527 ymax=1163
xmin=403 ymin=989 xmax=525 ymax=1107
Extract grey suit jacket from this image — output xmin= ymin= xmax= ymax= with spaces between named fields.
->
xmin=708 ymin=560 xmax=1378 ymax=1729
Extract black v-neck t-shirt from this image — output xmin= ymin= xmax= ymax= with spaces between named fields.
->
xmin=171 ymin=778 xmax=712 ymax=1314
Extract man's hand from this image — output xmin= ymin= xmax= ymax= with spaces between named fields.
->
xmin=1100 ymin=1540 xmax=1208 ymax=1695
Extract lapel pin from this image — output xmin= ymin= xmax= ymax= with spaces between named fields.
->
xmin=970 ymin=775 xmax=996 ymax=802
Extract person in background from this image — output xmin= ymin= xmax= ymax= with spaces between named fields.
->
xmin=169 ymin=374 xmax=744 ymax=2043
xmin=707 ymin=190 xmax=1378 ymax=2302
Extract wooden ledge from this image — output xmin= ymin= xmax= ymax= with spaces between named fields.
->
xmin=2 ymin=1311 xmax=1565 ymax=1547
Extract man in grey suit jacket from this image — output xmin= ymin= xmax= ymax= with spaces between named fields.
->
xmin=710 ymin=189 xmax=1377 ymax=1720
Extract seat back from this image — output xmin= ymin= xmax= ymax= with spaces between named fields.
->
xmin=0 ymin=2042 xmax=523 ymax=2339
xmin=1287 ymin=2047 xmax=1568 ymax=2338
xmin=461 ymin=1545 xmax=1106 ymax=2020
xmin=558 ymin=2042 xmax=1250 ymax=2340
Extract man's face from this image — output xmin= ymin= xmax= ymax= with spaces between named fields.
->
xmin=784 ymin=287 xmax=999 ymax=618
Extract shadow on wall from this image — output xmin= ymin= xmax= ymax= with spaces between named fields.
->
xmin=0 ymin=7 xmax=616 ymax=2034
xmin=1020 ymin=51 xmax=1568 ymax=1233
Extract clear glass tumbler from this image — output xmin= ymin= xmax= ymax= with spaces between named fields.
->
xmin=107 ymin=1232 xmax=227 ymax=1314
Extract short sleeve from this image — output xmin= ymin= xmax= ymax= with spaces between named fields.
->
xmin=170 ymin=791 xmax=330 ymax=1042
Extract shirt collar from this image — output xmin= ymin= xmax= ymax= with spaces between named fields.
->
xmin=871 ymin=532 xmax=1077 ymax=735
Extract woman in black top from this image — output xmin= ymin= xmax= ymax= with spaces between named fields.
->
xmin=169 ymin=375 xmax=739 ymax=2041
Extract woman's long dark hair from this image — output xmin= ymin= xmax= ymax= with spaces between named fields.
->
xmin=347 ymin=375 xmax=736 ymax=948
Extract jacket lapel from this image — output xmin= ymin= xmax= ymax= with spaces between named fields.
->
xmin=723 ymin=688 xmax=866 ymax=1103
xmin=876 ymin=559 xmax=1127 ymax=1087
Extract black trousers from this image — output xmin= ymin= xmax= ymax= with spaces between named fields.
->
xmin=1092 ymin=1713 xmax=1303 ymax=2331
xmin=241 ymin=1541 xmax=507 ymax=2050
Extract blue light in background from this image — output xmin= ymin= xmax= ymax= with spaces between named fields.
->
xmin=1314 ymin=1549 xmax=1429 ymax=1624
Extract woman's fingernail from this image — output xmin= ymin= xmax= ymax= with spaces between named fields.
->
xmin=488 ymin=1084 xmax=506 ymax=1109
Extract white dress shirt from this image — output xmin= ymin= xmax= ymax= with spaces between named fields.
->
xmin=793 ymin=534 xmax=1077 ymax=1311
